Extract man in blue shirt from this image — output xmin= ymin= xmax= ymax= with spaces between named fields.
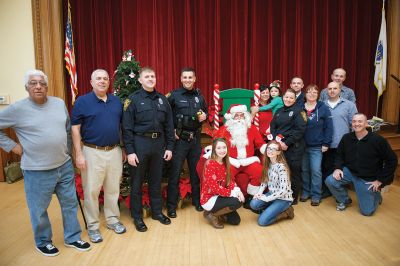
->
xmin=321 ymin=81 xmax=357 ymax=198
xmin=72 ymin=69 xmax=126 ymax=243
xmin=319 ymin=68 xmax=356 ymax=103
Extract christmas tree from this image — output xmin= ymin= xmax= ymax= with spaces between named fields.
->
xmin=113 ymin=50 xmax=141 ymax=101
xmin=112 ymin=50 xmax=141 ymax=206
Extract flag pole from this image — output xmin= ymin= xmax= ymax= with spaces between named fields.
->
xmin=373 ymin=0 xmax=387 ymax=118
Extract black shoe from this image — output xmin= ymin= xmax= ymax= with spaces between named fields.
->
xmin=250 ymin=208 xmax=261 ymax=214
xmin=64 ymin=240 xmax=91 ymax=251
xmin=345 ymin=198 xmax=353 ymax=205
xmin=152 ymin=213 xmax=171 ymax=225
xmin=133 ymin=218 xmax=148 ymax=232
xmin=36 ymin=243 xmax=59 ymax=257
xmin=310 ymin=200 xmax=320 ymax=206
xmin=299 ymin=196 xmax=310 ymax=202
xmin=243 ymin=196 xmax=252 ymax=209
xmin=167 ymin=209 xmax=177 ymax=218
xmin=195 ymin=205 xmax=204 ymax=212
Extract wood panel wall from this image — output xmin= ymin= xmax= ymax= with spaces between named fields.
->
xmin=381 ymin=0 xmax=400 ymax=124
xmin=31 ymin=0 xmax=66 ymax=101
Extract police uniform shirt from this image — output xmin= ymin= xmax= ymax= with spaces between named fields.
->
xmin=167 ymin=87 xmax=208 ymax=130
xmin=270 ymin=104 xmax=307 ymax=146
xmin=122 ymin=88 xmax=174 ymax=155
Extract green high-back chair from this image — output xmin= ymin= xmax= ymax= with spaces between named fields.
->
xmin=219 ymin=88 xmax=254 ymax=120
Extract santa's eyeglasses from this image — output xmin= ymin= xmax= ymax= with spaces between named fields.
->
xmin=233 ymin=113 xmax=245 ymax=119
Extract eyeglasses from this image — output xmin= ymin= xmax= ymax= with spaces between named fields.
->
xmin=267 ymin=147 xmax=279 ymax=152
xmin=327 ymin=87 xmax=338 ymax=90
xmin=234 ymin=113 xmax=245 ymax=119
xmin=28 ymin=80 xmax=47 ymax=87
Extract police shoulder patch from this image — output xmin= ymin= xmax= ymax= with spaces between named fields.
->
xmin=123 ymin=99 xmax=131 ymax=111
xmin=300 ymin=111 xmax=307 ymax=122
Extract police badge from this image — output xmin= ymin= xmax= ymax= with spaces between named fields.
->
xmin=123 ymin=99 xmax=131 ymax=111
xmin=195 ymin=96 xmax=199 ymax=103
xmin=301 ymin=111 xmax=307 ymax=122
xmin=159 ymin=98 xmax=163 ymax=104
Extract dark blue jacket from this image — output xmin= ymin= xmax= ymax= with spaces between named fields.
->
xmin=303 ymin=101 xmax=333 ymax=147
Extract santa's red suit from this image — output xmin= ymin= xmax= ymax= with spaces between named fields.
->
xmin=214 ymin=122 xmax=266 ymax=196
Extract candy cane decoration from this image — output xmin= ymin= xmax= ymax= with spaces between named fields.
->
xmin=213 ymin=84 xmax=220 ymax=131
xmin=253 ymin=83 xmax=260 ymax=130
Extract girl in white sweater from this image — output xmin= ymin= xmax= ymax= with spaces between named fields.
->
xmin=250 ymin=140 xmax=294 ymax=226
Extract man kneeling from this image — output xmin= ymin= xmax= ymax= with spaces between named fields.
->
xmin=325 ymin=113 xmax=398 ymax=216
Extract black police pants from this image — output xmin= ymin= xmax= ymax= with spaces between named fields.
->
xmin=285 ymin=143 xmax=305 ymax=201
xmin=321 ymin=148 xmax=337 ymax=197
xmin=167 ymin=136 xmax=201 ymax=210
xmin=130 ymin=135 xmax=165 ymax=219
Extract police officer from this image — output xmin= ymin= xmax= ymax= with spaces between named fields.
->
xmin=270 ymin=88 xmax=307 ymax=205
xmin=166 ymin=67 xmax=208 ymax=218
xmin=122 ymin=67 xmax=175 ymax=232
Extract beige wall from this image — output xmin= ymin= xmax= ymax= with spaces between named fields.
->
xmin=0 ymin=0 xmax=36 ymax=109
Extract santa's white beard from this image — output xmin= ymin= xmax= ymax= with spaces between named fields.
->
xmin=226 ymin=119 xmax=249 ymax=148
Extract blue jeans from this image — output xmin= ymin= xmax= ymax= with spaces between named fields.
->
xmin=325 ymin=167 xmax=382 ymax=216
xmin=250 ymin=193 xmax=292 ymax=226
xmin=301 ymin=146 xmax=323 ymax=201
xmin=23 ymin=159 xmax=82 ymax=247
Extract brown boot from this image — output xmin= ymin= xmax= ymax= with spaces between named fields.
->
xmin=218 ymin=214 xmax=228 ymax=224
xmin=213 ymin=207 xmax=233 ymax=216
xmin=205 ymin=212 xmax=224 ymax=229
xmin=276 ymin=206 xmax=295 ymax=222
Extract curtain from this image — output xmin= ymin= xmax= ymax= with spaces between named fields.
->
xmin=65 ymin=0 xmax=382 ymax=117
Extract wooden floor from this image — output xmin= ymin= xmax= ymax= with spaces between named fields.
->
xmin=0 ymin=182 xmax=400 ymax=266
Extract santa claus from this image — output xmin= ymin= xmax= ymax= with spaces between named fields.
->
xmin=213 ymin=104 xmax=267 ymax=198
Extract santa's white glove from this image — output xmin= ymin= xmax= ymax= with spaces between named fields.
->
xmin=260 ymin=144 xmax=267 ymax=154
xmin=233 ymin=186 xmax=241 ymax=193
xmin=229 ymin=157 xmax=241 ymax=168
xmin=230 ymin=190 xmax=239 ymax=197
xmin=203 ymin=145 xmax=212 ymax=159
xmin=230 ymin=186 xmax=243 ymax=198
xmin=238 ymin=156 xmax=260 ymax=166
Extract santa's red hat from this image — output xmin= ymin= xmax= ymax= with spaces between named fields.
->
xmin=224 ymin=104 xmax=248 ymax=120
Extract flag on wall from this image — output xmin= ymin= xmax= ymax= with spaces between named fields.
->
xmin=65 ymin=1 xmax=78 ymax=104
xmin=374 ymin=0 xmax=387 ymax=98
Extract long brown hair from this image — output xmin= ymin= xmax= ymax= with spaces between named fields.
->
xmin=261 ymin=140 xmax=291 ymax=184
xmin=208 ymin=138 xmax=232 ymax=186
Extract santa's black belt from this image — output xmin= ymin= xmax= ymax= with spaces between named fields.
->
xmin=135 ymin=132 xmax=160 ymax=138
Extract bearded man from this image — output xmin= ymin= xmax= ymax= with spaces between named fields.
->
xmin=214 ymin=105 xmax=267 ymax=201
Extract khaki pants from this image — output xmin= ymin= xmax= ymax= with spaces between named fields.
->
xmin=81 ymin=146 xmax=122 ymax=230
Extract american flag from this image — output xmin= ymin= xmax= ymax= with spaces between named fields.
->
xmin=65 ymin=1 xmax=78 ymax=104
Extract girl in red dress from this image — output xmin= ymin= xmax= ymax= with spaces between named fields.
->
xmin=200 ymin=138 xmax=245 ymax=228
